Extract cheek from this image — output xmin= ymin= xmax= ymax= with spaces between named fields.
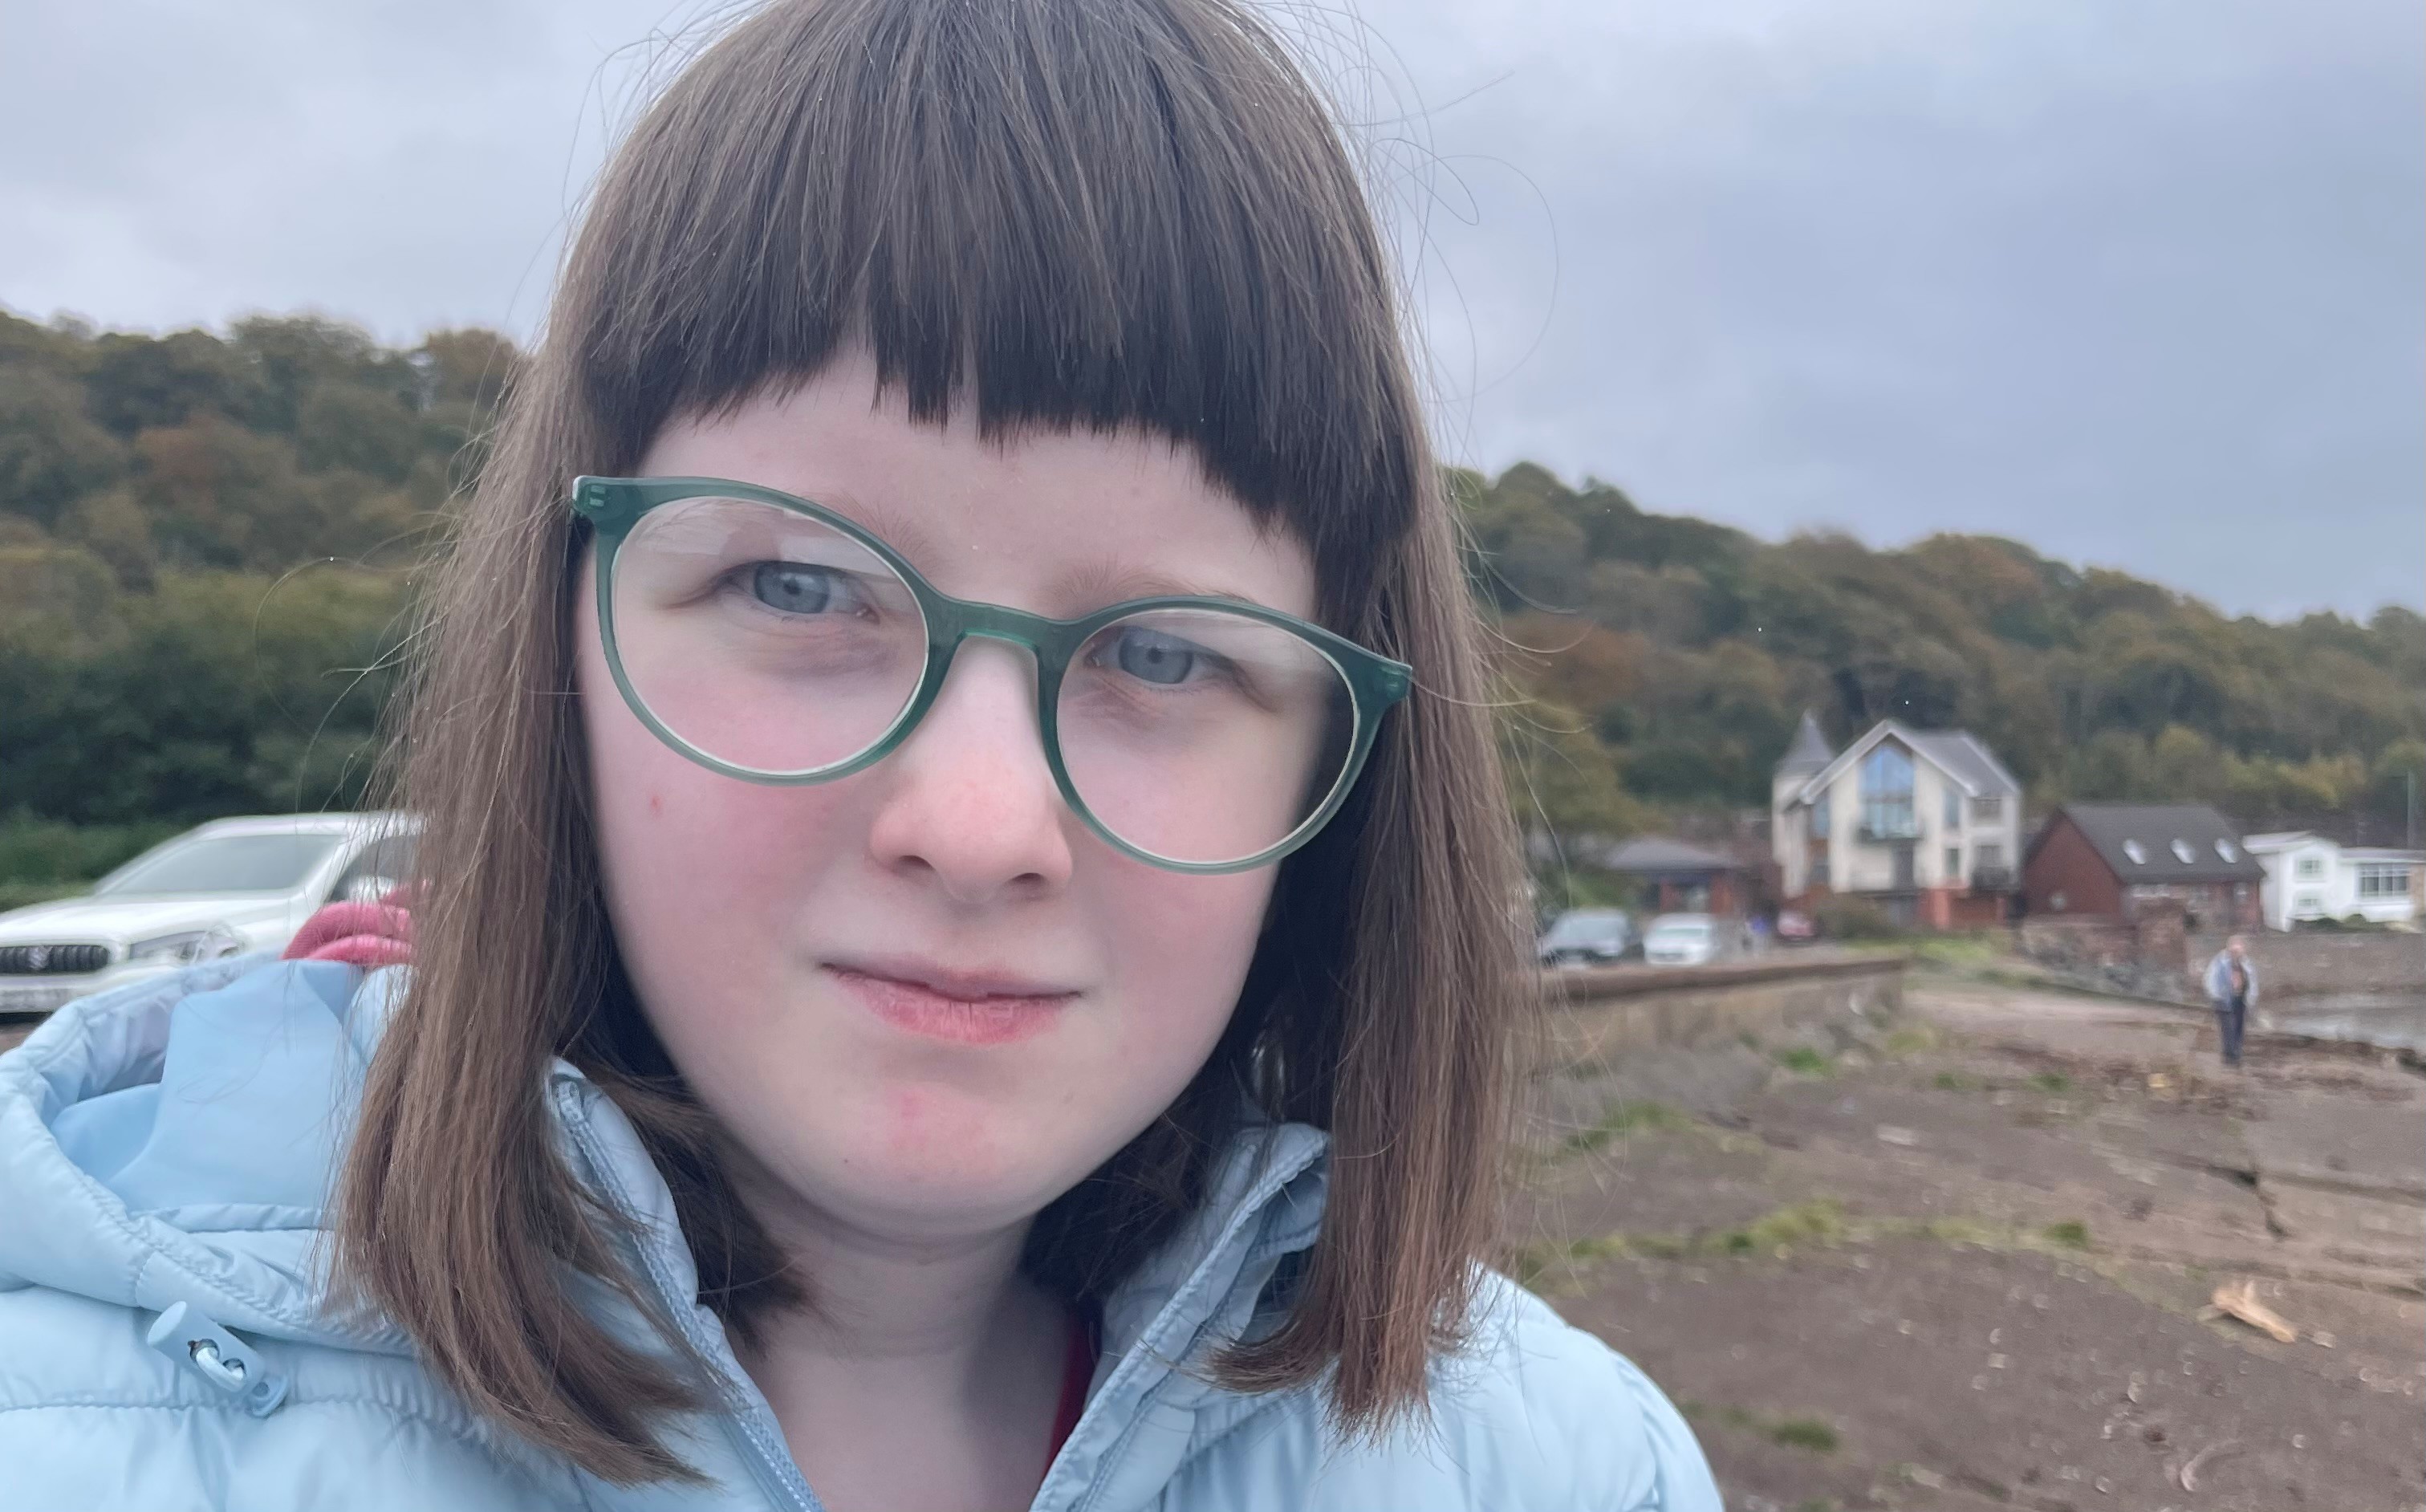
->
xmin=1089 ymin=866 xmax=1273 ymax=1064
xmin=579 ymin=611 xmax=855 ymax=1009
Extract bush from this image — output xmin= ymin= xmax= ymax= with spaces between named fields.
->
xmin=1812 ymin=895 xmax=1906 ymax=941
xmin=0 ymin=815 xmax=183 ymax=884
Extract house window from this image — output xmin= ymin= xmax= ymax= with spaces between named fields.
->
xmin=2294 ymin=892 xmax=2323 ymax=917
xmin=2050 ymin=890 xmax=2069 ymax=912
xmin=1860 ymin=746 xmax=1916 ymax=839
xmin=2295 ymin=856 xmax=2323 ymax=879
xmin=2359 ymin=864 xmax=2412 ymax=899
xmin=1944 ymin=846 xmax=1961 ymax=880
xmin=1973 ymin=795 xmax=2004 ymax=823
xmin=2169 ymin=839 xmax=2196 ymax=864
xmin=1977 ymin=843 xmax=2005 ymax=870
xmin=2122 ymin=839 xmax=2148 ymax=865
xmin=1944 ymin=787 xmax=1962 ymax=829
xmin=1810 ymin=798 xmax=1831 ymax=839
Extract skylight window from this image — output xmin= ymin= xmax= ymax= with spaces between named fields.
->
xmin=2215 ymin=839 xmax=2239 ymax=862
xmin=2122 ymin=840 xmax=2148 ymax=864
xmin=2170 ymin=839 xmax=2196 ymax=864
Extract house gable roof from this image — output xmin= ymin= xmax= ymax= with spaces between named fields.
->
xmin=2035 ymin=803 xmax=2265 ymax=884
xmin=1596 ymin=835 xmax=1740 ymax=874
xmin=1790 ymin=721 xmax=2022 ymax=806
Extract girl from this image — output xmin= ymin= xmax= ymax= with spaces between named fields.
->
xmin=0 ymin=1 xmax=1717 ymax=1507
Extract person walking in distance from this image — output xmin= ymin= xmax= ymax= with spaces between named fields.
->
xmin=2204 ymin=935 xmax=2259 ymax=1068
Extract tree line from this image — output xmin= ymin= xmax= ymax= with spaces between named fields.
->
xmin=1 ymin=309 xmax=2419 ymax=886
xmin=1474 ymin=465 xmax=2425 ymax=849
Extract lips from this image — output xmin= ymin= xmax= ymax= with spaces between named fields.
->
xmin=827 ymin=961 xmax=1075 ymax=1046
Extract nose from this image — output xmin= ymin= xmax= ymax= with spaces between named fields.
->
xmin=863 ymin=638 xmax=1075 ymax=904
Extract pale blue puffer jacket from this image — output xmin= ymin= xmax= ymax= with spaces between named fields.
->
xmin=0 ymin=957 xmax=1719 ymax=1510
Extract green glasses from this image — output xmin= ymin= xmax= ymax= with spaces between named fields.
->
xmin=572 ymin=477 xmax=1412 ymax=873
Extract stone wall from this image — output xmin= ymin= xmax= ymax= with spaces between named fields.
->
xmin=2187 ymin=929 xmax=2425 ymax=1000
xmin=1541 ymin=950 xmax=1906 ymax=1071
xmin=2017 ymin=902 xmax=2200 ymax=1002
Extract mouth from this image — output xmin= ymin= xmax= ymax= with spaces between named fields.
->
xmin=825 ymin=960 xmax=1077 ymax=1046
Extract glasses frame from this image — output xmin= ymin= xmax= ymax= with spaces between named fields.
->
xmin=572 ymin=475 xmax=1412 ymax=874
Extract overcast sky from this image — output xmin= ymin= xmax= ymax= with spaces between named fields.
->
xmin=2 ymin=0 xmax=2417 ymax=620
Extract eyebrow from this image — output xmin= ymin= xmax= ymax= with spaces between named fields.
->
xmin=774 ymin=486 xmax=1270 ymax=612
xmin=1047 ymin=558 xmax=1266 ymax=612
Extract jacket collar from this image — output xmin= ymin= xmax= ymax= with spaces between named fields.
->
xmin=550 ymin=1057 xmax=1332 ymax=1512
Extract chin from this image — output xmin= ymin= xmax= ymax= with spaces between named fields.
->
xmin=800 ymin=1079 xmax=1091 ymax=1233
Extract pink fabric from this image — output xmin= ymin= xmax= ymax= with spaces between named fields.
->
xmin=282 ymin=892 xmax=415 ymax=968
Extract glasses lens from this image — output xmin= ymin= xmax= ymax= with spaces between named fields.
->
xmin=608 ymin=495 xmax=926 ymax=775
xmin=1057 ymin=607 xmax=1355 ymax=866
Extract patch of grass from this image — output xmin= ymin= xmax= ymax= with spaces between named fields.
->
xmin=1932 ymin=1069 xmax=1977 ymax=1091
xmin=2043 ymin=1219 xmax=2092 ymax=1250
xmin=0 ymin=880 xmax=87 ymax=912
xmin=1915 ymin=1216 xmax=2005 ymax=1248
xmin=1677 ymin=1400 xmax=1841 ymax=1458
xmin=1718 ymin=1200 xmax=1850 ymax=1257
xmin=1527 ymin=1199 xmax=2105 ymax=1290
xmin=1559 ymin=1099 xmax=1688 ymax=1155
xmin=1883 ymin=1025 xmax=1940 ymax=1057
xmin=2030 ymin=1071 xmax=2073 ymax=1095
xmin=1774 ymin=1045 xmax=1833 ymax=1075
xmin=1771 ymin=1418 xmax=1841 ymax=1453
xmin=1908 ymin=933 xmax=2007 ymax=972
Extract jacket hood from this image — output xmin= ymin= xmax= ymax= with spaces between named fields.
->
xmin=0 ymin=955 xmax=413 ymax=1355
xmin=0 ymin=957 xmax=1333 ymax=1510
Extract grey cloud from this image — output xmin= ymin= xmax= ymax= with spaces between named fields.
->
xmin=0 ymin=0 xmax=2415 ymax=618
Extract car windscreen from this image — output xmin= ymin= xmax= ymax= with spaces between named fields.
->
xmin=95 ymin=833 xmax=345 ymax=896
xmin=1543 ymin=914 xmax=1627 ymax=946
xmin=1646 ymin=921 xmax=1712 ymax=941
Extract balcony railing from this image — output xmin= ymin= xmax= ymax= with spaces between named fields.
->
xmin=1971 ymin=865 xmax=2016 ymax=892
xmin=1857 ymin=821 xmax=1919 ymax=843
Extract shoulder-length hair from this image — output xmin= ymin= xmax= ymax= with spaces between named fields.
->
xmin=336 ymin=0 xmax=1528 ymax=1484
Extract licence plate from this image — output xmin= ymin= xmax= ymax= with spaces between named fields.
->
xmin=0 ymin=983 xmax=79 ymax=1014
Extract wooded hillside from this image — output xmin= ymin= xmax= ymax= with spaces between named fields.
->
xmin=2 ymin=310 xmax=2417 ymax=864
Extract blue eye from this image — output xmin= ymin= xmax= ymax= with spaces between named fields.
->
xmin=1110 ymin=625 xmax=1205 ymax=685
xmin=751 ymin=562 xmax=849 ymax=615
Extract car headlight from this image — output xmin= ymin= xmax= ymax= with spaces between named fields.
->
xmin=127 ymin=925 xmax=246 ymax=967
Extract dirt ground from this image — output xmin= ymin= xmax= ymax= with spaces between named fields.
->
xmin=1517 ymin=979 xmax=2426 ymax=1512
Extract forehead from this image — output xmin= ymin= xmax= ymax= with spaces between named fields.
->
xmin=636 ymin=352 xmax=1316 ymax=616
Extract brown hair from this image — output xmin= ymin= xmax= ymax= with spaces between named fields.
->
xmin=336 ymin=0 xmax=1528 ymax=1484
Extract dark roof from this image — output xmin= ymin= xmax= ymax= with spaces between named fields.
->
xmin=2038 ymin=803 xmax=2265 ymax=884
xmin=1778 ymin=711 xmax=1834 ymax=775
xmin=1597 ymin=835 xmax=1740 ymax=874
xmin=1905 ymin=730 xmax=2023 ymax=798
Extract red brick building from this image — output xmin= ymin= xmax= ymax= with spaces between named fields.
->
xmin=2022 ymin=803 xmax=2264 ymax=931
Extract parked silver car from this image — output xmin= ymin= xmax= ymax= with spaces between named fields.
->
xmin=0 ymin=812 xmax=418 ymax=1016
xmin=1641 ymin=912 xmax=1733 ymax=967
xmin=1537 ymin=908 xmax=1636 ymax=968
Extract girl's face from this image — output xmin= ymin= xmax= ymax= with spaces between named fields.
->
xmin=577 ymin=352 xmax=1312 ymax=1246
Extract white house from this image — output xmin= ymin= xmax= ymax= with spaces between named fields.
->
xmin=1771 ymin=713 xmax=2026 ymax=929
xmin=2241 ymin=832 xmax=2421 ymax=930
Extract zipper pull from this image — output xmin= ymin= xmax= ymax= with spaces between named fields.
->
xmin=146 ymin=1302 xmax=290 ymax=1417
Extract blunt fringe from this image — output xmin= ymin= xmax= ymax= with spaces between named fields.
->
xmin=335 ymin=0 xmax=1530 ymax=1485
